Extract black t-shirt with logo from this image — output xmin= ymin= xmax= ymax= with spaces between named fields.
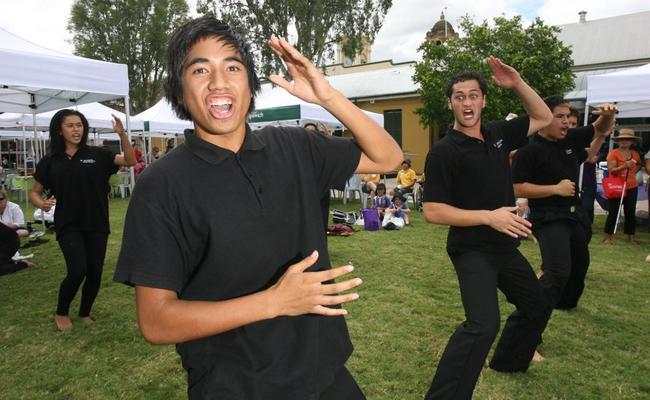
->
xmin=114 ymin=125 xmax=361 ymax=399
xmin=34 ymin=146 xmax=118 ymax=237
xmin=423 ymin=116 xmax=530 ymax=253
xmin=511 ymin=125 xmax=594 ymax=209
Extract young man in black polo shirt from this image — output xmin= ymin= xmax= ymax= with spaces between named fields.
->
xmin=422 ymin=58 xmax=553 ymax=400
xmin=113 ymin=17 xmax=402 ymax=400
xmin=512 ymin=97 xmax=616 ymax=313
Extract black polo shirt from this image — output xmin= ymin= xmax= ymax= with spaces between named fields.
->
xmin=423 ymin=116 xmax=530 ymax=253
xmin=114 ymin=125 xmax=361 ymax=399
xmin=33 ymin=146 xmax=118 ymax=238
xmin=511 ymin=125 xmax=594 ymax=209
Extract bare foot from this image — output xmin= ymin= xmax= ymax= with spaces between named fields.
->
xmin=54 ymin=314 xmax=72 ymax=332
xmin=536 ymin=270 xmax=544 ymax=279
xmin=645 ymin=254 xmax=650 ymax=263
xmin=628 ymin=236 xmax=638 ymax=245
xmin=602 ymin=235 xmax=615 ymax=244
xmin=23 ymin=260 xmax=36 ymax=268
xmin=79 ymin=316 xmax=95 ymax=325
xmin=532 ymin=351 xmax=545 ymax=362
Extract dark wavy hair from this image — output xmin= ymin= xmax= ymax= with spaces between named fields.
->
xmin=48 ymin=109 xmax=89 ymax=155
xmin=446 ymin=71 xmax=488 ymax=99
xmin=164 ymin=16 xmax=261 ymax=120
xmin=543 ymin=96 xmax=571 ymax=113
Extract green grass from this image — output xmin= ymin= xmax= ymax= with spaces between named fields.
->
xmin=1 ymin=196 xmax=649 ymax=399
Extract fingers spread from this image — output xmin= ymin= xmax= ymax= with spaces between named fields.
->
xmin=287 ymin=251 xmax=319 ymax=274
xmin=319 ymin=278 xmax=363 ymax=295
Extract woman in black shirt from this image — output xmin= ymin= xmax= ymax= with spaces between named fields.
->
xmin=30 ymin=109 xmax=136 ymax=331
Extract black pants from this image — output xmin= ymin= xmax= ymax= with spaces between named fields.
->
xmin=536 ymin=218 xmax=590 ymax=310
xmin=580 ymin=184 xmax=596 ymax=224
xmin=0 ymin=223 xmax=28 ymax=276
xmin=56 ymin=231 xmax=108 ymax=317
xmin=604 ymin=187 xmax=638 ymax=235
xmin=425 ymin=250 xmax=549 ymax=400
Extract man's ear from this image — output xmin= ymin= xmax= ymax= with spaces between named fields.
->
xmin=482 ymin=95 xmax=487 ymax=109
xmin=447 ymin=99 xmax=452 ymax=110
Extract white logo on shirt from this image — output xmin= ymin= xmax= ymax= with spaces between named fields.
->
xmin=565 ymin=149 xmax=573 ymax=156
xmin=80 ymin=159 xmax=96 ymax=164
xmin=493 ymin=139 xmax=504 ymax=149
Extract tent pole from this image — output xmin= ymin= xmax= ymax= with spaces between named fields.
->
xmin=125 ymin=96 xmax=135 ymax=191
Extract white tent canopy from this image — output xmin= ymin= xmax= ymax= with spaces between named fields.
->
xmin=586 ymin=63 xmax=650 ymax=118
xmin=0 ymin=102 xmax=144 ymax=131
xmin=134 ymin=98 xmax=192 ymax=134
xmin=0 ymin=27 xmax=129 ymax=113
xmin=249 ymin=83 xmax=384 ymax=130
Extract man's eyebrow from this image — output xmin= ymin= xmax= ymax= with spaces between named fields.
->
xmin=184 ymin=55 xmax=245 ymax=69
xmin=184 ymin=57 xmax=209 ymax=69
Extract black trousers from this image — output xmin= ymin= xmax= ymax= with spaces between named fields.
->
xmin=535 ymin=218 xmax=589 ymax=310
xmin=56 ymin=231 xmax=109 ymax=317
xmin=425 ymin=250 xmax=549 ymax=400
xmin=0 ymin=223 xmax=28 ymax=276
xmin=320 ymin=367 xmax=366 ymax=400
xmin=604 ymin=187 xmax=638 ymax=235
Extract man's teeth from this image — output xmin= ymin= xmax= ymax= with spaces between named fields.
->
xmin=211 ymin=100 xmax=232 ymax=112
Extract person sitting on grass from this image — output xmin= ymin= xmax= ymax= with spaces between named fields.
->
xmin=382 ymin=191 xmax=411 ymax=229
xmin=373 ymin=183 xmax=391 ymax=220
xmin=0 ymin=222 xmax=35 ymax=276
xmin=0 ymin=189 xmax=29 ymax=238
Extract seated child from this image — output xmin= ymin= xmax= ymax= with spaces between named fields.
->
xmin=373 ymin=183 xmax=391 ymax=220
xmin=382 ymin=191 xmax=411 ymax=229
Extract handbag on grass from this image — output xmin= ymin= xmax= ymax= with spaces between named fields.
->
xmin=602 ymin=175 xmax=627 ymax=199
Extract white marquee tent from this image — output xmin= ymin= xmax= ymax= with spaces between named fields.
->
xmin=586 ymin=62 xmax=650 ymax=118
xmin=0 ymin=26 xmax=133 ymax=181
xmin=134 ymin=98 xmax=192 ymax=134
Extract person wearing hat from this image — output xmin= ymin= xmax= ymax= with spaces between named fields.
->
xmin=392 ymin=159 xmax=416 ymax=196
xmin=512 ymin=96 xmax=617 ymax=317
xmin=382 ymin=191 xmax=411 ymax=229
xmin=603 ymin=128 xmax=642 ymax=244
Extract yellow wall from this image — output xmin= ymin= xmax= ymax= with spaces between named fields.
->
xmin=355 ymin=96 xmax=430 ymax=173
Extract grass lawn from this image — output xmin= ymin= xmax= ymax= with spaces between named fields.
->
xmin=1 ymin=196 xmax=649 ymax=399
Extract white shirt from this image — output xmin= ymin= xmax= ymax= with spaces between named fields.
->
xmin=0 ymin=201 xmax=25 ymax=227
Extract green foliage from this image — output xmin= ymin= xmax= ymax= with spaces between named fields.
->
xmin=2 ymin=196 xmax=649 ymax=399
xmin=196 ymin=0 xmax=392 ymax=77
xmin=68 ymin=0 xmax=190 ymax=113
xmin=413 ymin=15 xmax=575 ymax=129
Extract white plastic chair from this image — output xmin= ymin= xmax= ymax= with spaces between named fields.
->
xmin=343 ymin=174 xmax=365 ymax=205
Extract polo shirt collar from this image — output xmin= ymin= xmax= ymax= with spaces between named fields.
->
xmin=448 ymin=124 xmax=492 ymax=144
xmin=184 ymin=124 xmax=265 ymax=165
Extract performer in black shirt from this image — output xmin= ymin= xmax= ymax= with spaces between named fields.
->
xmin=423 ymin=58 xmax=552 ymax=400
xmin=512 ymin=97 xmax=616 ymax=313
xmin=114 ymin=16 xmax=402 ymax=399
xmin=30 ymin=109 xmax=136 ymax=331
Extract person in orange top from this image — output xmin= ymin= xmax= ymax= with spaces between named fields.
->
xmin=604 ymin=128 xmax=642 ymax=244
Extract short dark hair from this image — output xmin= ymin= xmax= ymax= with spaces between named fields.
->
xmin=376 ymin=183 xmax=386 ymax=192
xmin=543 ymin=96 xmax=571 ymax=113
xmin=164 ymin=16 xmax=261 ymax=120
xmin=48 ymin=109 xmax=89 ymax=156
xmin=446 ymin=72 xmax=488 ymax=99
xmin=569 ymin=107 xmax=580 ymax=119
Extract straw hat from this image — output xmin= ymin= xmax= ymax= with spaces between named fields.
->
xmin=612 ymin=128 xmax=640 ymax=141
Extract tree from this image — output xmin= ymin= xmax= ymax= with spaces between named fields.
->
xmin=413 ymin=15 xmax=575 ymax=130
xmin=196 ymin=0 xmax=392 ymax=77
xmin=68 ymin=0 xmax=189 ymax=113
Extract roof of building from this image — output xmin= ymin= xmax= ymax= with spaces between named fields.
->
xmin=427 ymin=12 xmax=456 ymax=39
xmin=556 ymin=10 xmax=650 ymax=68
xmin=326 ymin=63 xmax=419 ymax=100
